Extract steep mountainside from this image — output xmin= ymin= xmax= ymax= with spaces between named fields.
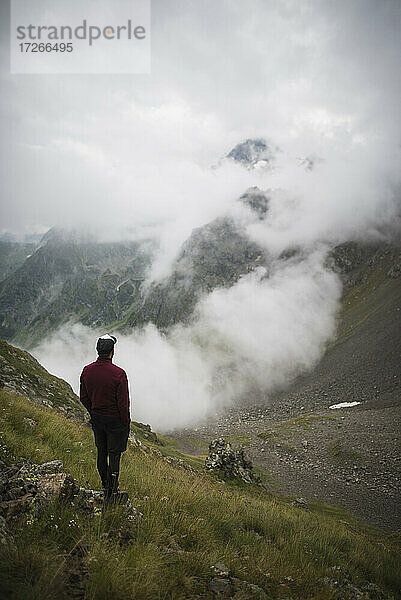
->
xmin=0 ymin=138 xmax=320 ymax=346
xmin=0 ymin=187 xmax=273 ymax=344
xmin=272 ymin=239 xmax=401 ymax=411
xmin=127 ymin=191 xmax=270 ymax=330
xmin=0 ymin=229 xmax=155 ymax=347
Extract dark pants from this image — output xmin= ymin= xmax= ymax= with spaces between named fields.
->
xmin=90 ymin=414 xmax=130 ymax=493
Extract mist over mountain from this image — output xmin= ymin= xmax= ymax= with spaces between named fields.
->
xmin=1 ymin=128 xmax=400 ymax=430
xmin=0 ymin=227 xmax=156 ymax=346
xmin=0 ymin=6 xmax=401 ymax=577
xmin=1 ymin=0 xmax=400 ymax=436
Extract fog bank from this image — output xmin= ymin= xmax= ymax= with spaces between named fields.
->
xmin=33 ymin=248 xmax=341 ymax=431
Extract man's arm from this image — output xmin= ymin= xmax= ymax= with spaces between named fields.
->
xmin=79 ymin=369 xmax=91 ymax=413
xmin=116 ymin=371 xmax=131 ymax=424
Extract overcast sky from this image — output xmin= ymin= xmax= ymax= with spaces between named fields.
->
xmin=1 ymin=0 xmax=400 ymax=247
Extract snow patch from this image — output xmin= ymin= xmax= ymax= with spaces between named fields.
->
xmin=329 ymin=401 xmax=361 ymax=409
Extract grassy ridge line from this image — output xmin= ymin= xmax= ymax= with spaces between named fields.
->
xmin=0 ymin=338 xmax=85 ymax=418
xmin=0 ymin=390 xmax=400 ymax=600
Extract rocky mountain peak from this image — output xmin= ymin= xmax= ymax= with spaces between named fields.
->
xmin=226 ymin=138 xmax=278 ymax=169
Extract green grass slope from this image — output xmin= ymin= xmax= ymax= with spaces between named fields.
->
xmin=0 ymin=339 xmax=85 ymax=420
xmin=0 ymin=390 xmax=400 ymax=600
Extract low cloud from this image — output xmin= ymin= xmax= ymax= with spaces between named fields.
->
xmin=33 ymin=248 xmax=341 ymax=431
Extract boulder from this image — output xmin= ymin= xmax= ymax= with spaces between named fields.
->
xmin=211 ymin=563 xmax=231 ymax=578
xmin=36 ymin=460 xmax=64 ymax=475
xmin=35 ymin=473 xmax=79 ymax=504
xmin=210 ymin=577 xmax=233 ymax=596
xmin=205 ymin=438 xmax=257 ymax=484
xmin=0 ymin=459 xmax=141 ymax=521
xmin=132 ymin=421 xmax=164 ymax=445
xmin=210 ymin=564 xmax=234 ymax=597
xmin=231 ymin=579 xmax=269 ymax=599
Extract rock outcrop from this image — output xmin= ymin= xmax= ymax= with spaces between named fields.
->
xmin=226 ymin=138 xmax=278 ymax=170
xmin=205 ymin=437 xmax=258 ymax=484
xmin=0 ymin=459 xmax=141 ymax=521
xmin=127 ymin=214 xmax=269 ymax=331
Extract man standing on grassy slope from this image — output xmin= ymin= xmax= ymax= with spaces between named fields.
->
xmin=79 ymin=334 xmax=130 ymax=504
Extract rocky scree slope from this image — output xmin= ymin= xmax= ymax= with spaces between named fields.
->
xmin=170 ymin=238 xmax=401 ymax=530
xmin=270 ymin=238 xmax=401 ymax=413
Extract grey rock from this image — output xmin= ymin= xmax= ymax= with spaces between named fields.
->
xmin=34 ymin=473 xmax=79 ymax=512
xmin=210 ymin=577 xmax=233 ymax=596
xmin=226 ymin=138 xmax=278 ymax=170
xmin=0 ymin=459 xmax=141 ymax=522
xmin=239 ymin=187 xmax=270 ymax=219
xmin=163 ymin=456 xmax=197 ymax=473
xmin=322 ymin=566 xmax=394 ymax=600
xmin=36 ymin=460 xmax=64 ymax=474
xmin=209 ymin=564 xmax=269 ymax=599
xmin=205 ymin=438 xmax=258 ymax=484
xmin=232 ymin=577 xmax=269 ymax=599
xmin=132 ymin=421 xmax=164 ymax=445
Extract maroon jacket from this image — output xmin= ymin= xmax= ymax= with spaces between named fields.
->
xmin=80 ymin=357 xmax=131 ymax=423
